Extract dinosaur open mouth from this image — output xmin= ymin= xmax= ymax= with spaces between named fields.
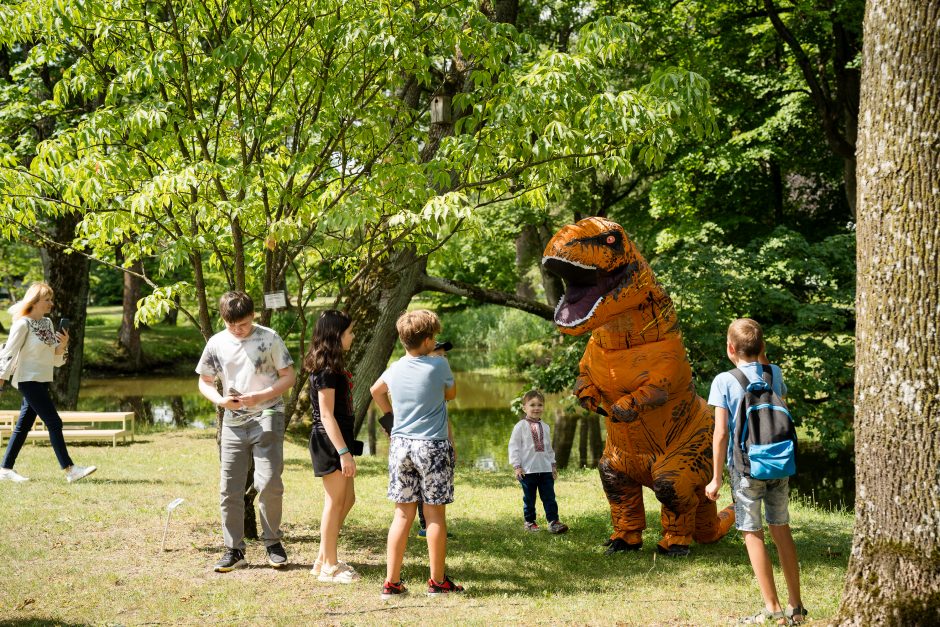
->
xmin=543 ymin=257 xmax=634 ymax=328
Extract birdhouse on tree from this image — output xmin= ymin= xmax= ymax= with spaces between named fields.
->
xmin=431 ymin=94 xmax=452 ymax=124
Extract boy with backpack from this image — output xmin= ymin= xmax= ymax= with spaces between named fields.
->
xmin=705 ymin=318 xmax=806 ymax=625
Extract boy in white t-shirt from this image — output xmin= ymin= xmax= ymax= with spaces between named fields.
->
xmin=196 ymin=292 xmax=295 ymax=572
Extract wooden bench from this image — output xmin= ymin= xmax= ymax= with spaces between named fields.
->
xmin=0 ymin=410 xmax=135 ymax=447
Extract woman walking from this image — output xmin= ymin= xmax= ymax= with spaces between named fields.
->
xmin=0 ymin=282 xmax=97 ymax=483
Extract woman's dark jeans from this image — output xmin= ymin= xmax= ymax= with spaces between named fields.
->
xmin=2 ymin=381 xmax=74 ymax=470
xmin=519 ymin=472 xmax=559 ymax=523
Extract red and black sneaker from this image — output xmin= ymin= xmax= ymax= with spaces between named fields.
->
xmin=380 ymin=579 xmax=408 ymax=600
xmin=427 ymin=574 xmax=464 ymax=596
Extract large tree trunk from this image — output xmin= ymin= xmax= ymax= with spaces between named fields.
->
xmin=40 ymin=212 xmax=90 ymax=410
xmin=838 ymin=2 xmax=940 ymax=625
xmin=290 ymin=247 xmax=427 ymax=437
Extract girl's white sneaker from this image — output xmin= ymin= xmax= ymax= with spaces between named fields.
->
xmin=318 ymin=561 xmax=360 ymax=584
xmin=65 ymin=465 xmax=97 ymax=483
xmin=0 ymin=468 xmax=29 ymax=482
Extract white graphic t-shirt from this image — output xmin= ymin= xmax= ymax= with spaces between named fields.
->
xmin=195 ymin=325 xmax=294 ymax=426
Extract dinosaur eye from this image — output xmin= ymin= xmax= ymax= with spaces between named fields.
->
xmin=606 ymin=235 xmax=616 ymax=244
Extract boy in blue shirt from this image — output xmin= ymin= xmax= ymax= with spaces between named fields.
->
xmin=370 ymin=310 xmax=463 ymax=599
xmin=706 ymin=318 xmax=806 ymax=625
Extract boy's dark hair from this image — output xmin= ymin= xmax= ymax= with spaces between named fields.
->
xmin=219 ymin=291 xmax=254 ymax=323
xmin=522 ymin=389 xmax=545 ymax=404
xmin=728 ymin=318 xmax=764 ymax=359
xmin=303 ymin=309 xmax=352 ymax=373
xmin=396 ymin=309 xmax=441 ymax=350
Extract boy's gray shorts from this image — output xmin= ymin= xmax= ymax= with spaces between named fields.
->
xmin=730 ymin=468 xmax=791 ymax=532
xmin=387 ymin=436 xmax=455 ymax=505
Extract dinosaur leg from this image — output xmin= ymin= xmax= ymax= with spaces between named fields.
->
xmin=651 ymin=467 xmax=698 ymax=556
xmin=598 ymin=453 xmax=645 ymax=550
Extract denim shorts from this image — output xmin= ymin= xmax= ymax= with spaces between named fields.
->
xmin=730 ymin=468 xmax=790 ymax=531
xmin=387 ymin=436 xmax=455 ymax=505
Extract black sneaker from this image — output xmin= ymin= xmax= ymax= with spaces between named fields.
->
xmin=214 ymin=548 xmax=247 ymax=572
xmin=266 ymin=542 xmax=288 ymax=568
xmin=427 ymin=574 xmax=464 ymax=596
xmin=381 ymin=579 xmax=408 ymax=600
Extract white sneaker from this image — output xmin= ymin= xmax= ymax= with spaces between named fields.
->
xmin=65 ymin=465 xmax=97 ymax=483
xmin=0 ymin=468 xmax=29 ymax=482
xmin=310 ymin=558 xmax=323 ymax=576
xmin=318 ymin=561 xmax=360 ymax=584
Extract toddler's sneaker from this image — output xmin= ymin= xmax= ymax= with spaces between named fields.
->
xmin=417 ymin=528 xmax=427 ymax=538
xmin=427 ymin=574 xmax=464 ymax=596
xmin=524 ymin=522 xmax=540 ymax=532
xmin=266 ymin=542 xmax=288 ymax=568
xmin=318 ymin=561 xmax=360 ymax=584
xmin=0 ymin=468 xmax=29 ymax=482
xmin=213 ymin=548 xmax=247 ymax=572
xmin=548 ymin=520 xmax=569 ymax=534
xmin=381 ymin=579 xmax=408 ymax=600
xmin=65 ymin=465 xmax=96 ymax=483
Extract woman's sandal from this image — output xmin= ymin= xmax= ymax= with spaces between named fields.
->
xmin=786 ymin=605 xmax=808 ymax=624
xmin=738 ymin=609 xmax=788 ymax=625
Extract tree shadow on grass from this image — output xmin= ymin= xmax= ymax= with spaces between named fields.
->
xmin=328 ymin=498 xmax=853 ymax=600
xmin=0 ymin=619 xmax=89 ymax=626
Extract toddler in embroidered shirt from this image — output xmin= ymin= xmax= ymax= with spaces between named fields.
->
xmin=507 ymin=390 xmax=569 ymax=534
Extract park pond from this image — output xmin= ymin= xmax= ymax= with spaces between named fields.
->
xmin=2 ymin=371 xmax=854 ymax=509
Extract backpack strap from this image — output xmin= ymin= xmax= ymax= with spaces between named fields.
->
xmin=728 ymin=367 xmax=750 ymax=391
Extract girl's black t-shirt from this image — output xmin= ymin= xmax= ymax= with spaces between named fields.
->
xmin=309 ymin=369 xmax=354 ymax=432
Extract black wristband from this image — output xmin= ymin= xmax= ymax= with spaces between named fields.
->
xmin=378 ymin=411 xmax=394 ymax=435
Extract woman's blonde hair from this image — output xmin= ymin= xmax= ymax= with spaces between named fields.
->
xmin=8 ymin=282 xmax=54 ymax=319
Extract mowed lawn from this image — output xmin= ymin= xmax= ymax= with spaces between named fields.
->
xmin=0 ymin=429 xmax=852 ymax=625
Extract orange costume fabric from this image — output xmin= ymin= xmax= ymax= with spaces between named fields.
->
xmin=542 ymin=217 xmax=734 ymax=553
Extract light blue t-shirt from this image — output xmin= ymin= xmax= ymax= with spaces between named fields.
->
xmin=381 ymin=355 xmax=454 ymax=440
xmin=707 ymin=362 xmax=788 ymax=469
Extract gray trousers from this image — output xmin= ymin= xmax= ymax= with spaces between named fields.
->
xmin=220 ymin=411 xmax=285 ymax=550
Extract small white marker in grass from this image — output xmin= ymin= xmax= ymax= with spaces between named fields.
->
xmin=161 ymin=498 xmax=185 ymax=552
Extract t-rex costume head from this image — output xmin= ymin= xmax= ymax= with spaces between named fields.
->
xmin=543 ymin=217 xmax=733 ymax=555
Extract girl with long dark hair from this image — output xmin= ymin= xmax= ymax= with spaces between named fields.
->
xmin=305 ymin=309 xmax=360 ymax=583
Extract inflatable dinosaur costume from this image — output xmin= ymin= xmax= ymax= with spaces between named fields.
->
xmin=542 ymin=217 xmax=734 ymax=556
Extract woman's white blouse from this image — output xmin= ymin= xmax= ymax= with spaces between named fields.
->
xmin=0 ymin=317 xmax=66 ymax=386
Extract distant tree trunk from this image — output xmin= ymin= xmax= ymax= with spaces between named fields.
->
xmin=163 ymin=294 xmax=180 ymax=326
xmin=837 ymin=2 xmax=940 ymax=625
xmin=537 ymin=221 xmax=564 ymax=306
xmin=514 ymin=224 xmax=539 ymax=300
xmin=552 ymin=412 xmax=579 ymax=469
xmin=170 ymin=396 xmax=186 ymax=427
xmin=588 ymin=414 xmax=603 ymax=468
xmin=118 ymin=258 xmax=144 ymax=369
xmin=578 ymin=416 xmax=588 ymax=468
xmin=41 ymin=213 xmax=90 ymax=410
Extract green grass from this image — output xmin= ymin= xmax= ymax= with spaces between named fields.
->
xmin=0 ymin=429 xmax=852 ymax=625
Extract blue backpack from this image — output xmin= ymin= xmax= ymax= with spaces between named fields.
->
xmin=729 ymin=366 xmax=797 ymax=480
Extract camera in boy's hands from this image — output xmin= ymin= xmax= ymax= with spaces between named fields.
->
xmin=227 ymin=388 xmax=242 ymax=404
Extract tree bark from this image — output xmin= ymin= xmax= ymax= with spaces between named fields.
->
xmin=290 ymin=248 xmax=427 ymax=437
xmin=40 ymin=213 xmax=90 ymax=410
xmin=552 ymin=411 xmax=579 ymax=469
xmin=118 ymin=257 xmax=144 ymax=369
xmin=838 ymin=2 xmax=940 ymax=624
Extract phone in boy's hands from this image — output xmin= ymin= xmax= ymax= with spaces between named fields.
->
xmin=228 ymin=388 xmax=242 ymax=403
